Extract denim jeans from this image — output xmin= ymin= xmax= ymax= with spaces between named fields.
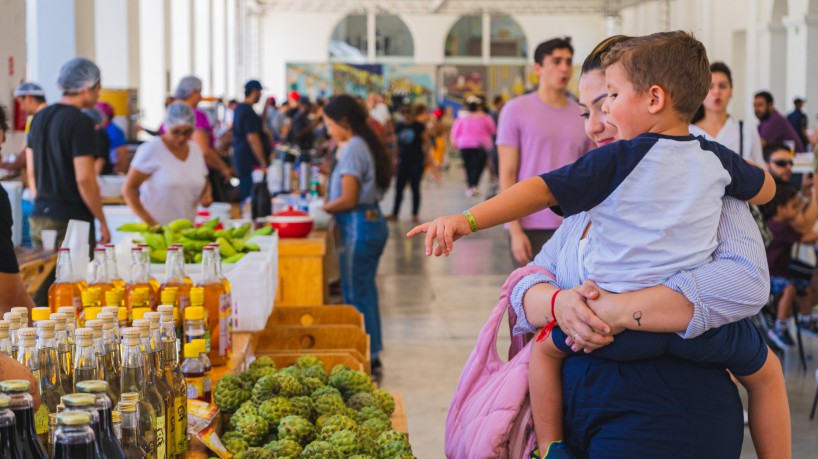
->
xmin=335 ymin=203 xmax=388 ymax=359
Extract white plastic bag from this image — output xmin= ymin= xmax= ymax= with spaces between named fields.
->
xmin=61 ymin=220 xmax=90 ymax=282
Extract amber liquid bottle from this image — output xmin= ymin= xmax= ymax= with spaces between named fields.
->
xmin=104 ymin=244 xmax=125 ymax=290
xmin=138 ymin=245 xmax=161 ymax=306
xmin=49 ymin=248 xmax=82 ymax=313
xmin=133 ymin=321 xmax=166 ymax=459
xmin=146 ymin=312 xmax=175 ymax=459
xmin=158 ymin=306 xmax=187 ymax=458
xmin=160 ymin=248 xmax=191 ymax=313
xmin=209 ymin=244 xmax=233 ymax=360
xmin=124 ymin=248 xmax=154 ymax=316
xmin=196 ymin=249 xmax=227 ymax=366
xmin=88 ymin=248 xmax=114 ymax=309
xmin=119 ymin=327 xmax=157 ymax=459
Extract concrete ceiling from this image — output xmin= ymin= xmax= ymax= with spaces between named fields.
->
xmin=255 ymin=0 xmax=662 ymax=16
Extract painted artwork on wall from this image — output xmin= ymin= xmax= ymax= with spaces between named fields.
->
xmin=436 ymin=65 xmax=487 ymax=110
xmin=382 ymin=64 xmax=436 ymax=108
xmin=285 ymin=63 xmax=333 ymax=102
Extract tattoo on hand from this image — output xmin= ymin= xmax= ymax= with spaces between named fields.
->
xmin=633 ymin=311 xmax=643 ymax=327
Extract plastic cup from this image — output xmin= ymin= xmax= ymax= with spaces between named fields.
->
xmin=42 ymin=230 xmax=58 ymax=250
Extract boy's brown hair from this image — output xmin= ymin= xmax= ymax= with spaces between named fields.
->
xmin=602 ymin=31 xmax=710 ymax=122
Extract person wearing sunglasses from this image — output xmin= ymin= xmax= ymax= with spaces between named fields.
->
xmin=123 ymin=103 xmax=212 ymax=227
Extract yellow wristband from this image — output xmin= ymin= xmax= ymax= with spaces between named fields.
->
xmin=463 ymin=210 xmax=479 ymax=233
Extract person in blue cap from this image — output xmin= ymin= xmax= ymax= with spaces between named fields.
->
xmin=231 ymin=79 xmax=270 ymax=201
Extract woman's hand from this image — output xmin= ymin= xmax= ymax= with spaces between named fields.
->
xmin=554 ymin=284 xmax=615 ymax=352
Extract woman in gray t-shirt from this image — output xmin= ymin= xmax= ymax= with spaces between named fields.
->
xmin=322 ymin=94 xmax=394 ymax=378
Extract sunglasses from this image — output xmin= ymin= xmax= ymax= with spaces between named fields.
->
xmin=772 ymin=159 xmax=794 ymax=167
xmin=170 ymin=128 xmax=194 ymax=137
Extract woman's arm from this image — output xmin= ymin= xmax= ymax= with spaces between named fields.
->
xmin=322 ymin=175 xmax=360 ymax=214
xmin=200 ymin=180 xmax=213 ymax=208
xmin=121 ymin=168 xmax=159 ymax=227
xmin=193 ymin=130 xmax=233 ymax=178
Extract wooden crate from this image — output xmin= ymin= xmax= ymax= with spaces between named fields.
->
xmin=252 ymin=324 xmax=371 ymax=372
xmin=267 ymin=305 xmax=365 ymax=329
xmin=251 ymin=349 xmax=366 ymax=373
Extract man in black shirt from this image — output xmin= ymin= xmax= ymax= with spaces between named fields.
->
xmin=287 ymin=98 xmax=316 ymax=151
xmin=26 ymin=57 xmax=110 ymax=250
xmin=232 ymin=80 xmax=270 ymax=201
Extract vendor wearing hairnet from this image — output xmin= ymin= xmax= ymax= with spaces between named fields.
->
xmin=27 ymin=57 xmax=110 ymax=251
xmin=122 ymin=103 xmax=212 ymax=226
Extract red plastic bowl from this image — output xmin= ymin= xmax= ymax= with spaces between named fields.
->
xmin=269 ymin=208 xmax=313 ymax=238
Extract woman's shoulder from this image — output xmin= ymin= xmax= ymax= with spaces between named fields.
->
xmin=136 ymin=136 xmax=164 ymax=154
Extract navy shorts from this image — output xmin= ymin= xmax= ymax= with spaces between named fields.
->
xmin=770 ymin=275 xmax=810 ymax=295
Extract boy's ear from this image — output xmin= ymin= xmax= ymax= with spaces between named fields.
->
xmin=646 ymin=84 xmax=667 ymax=115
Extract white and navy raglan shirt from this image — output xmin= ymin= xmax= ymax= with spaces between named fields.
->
xmin=540 ymin=132 xmax=766 ymax=293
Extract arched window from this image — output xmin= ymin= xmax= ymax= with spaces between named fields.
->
xmin=444 ymin=14 xmax=528 ymax=62
xmin=329 ymin=14 xmax=414 ymax=61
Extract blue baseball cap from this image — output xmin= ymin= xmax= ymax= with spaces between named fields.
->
xmin=244 ymin=80 xmax=263 ymax=91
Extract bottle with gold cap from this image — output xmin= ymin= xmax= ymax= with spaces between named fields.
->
xmin=3 ymin=312 xmax=20 ymax=359
xmin=11 ymin=307 xmax=29 ymax=329
xmin=158 ymin=305 xmax=186 ymax=457
xmin=196 ymin=248 xmax=226 ymax=365
xmin=111 ymin=410 xmax=121 ymax=443
xmin=76 ymin=380 xmax=125 ymax=459
xmin=59 ymin=393 xmax=102 ymax=458
xmin=209 ymin=242 xmax=234 ymax=359
xmin=119 ymin=328 xmax=157 ymax=458
xmin=53 ymin=410 xmax=96 ymax=459
xmin=35 ymin=320 xmax=66 ymax=415
xmin=182 ymin=305 xmax=205 ymax=354
xmin=0 ymin=379 xmax=48 ymax=458
xmin=89 ymin=247 xmax=114 ymax=302
xmin=187 ymin=288 xmax=209 ymax=360
xmin=79 ymin=289 xmax=101 ymax=329
xmin=0 ymin=393 xmax=22 ymax=458
xmin=133 ymin=319 xmax=167 ymax=459
xmin=117 ymin=396 xmax=152 ymax=459
xmin=146 ymin=311 xmax=174 ymax=458
xmin=125 ymin=248 xmax=154 ymax=315
xmin=104 ymin=244 xmax=124 ymax=290
xmin=159 ymin=289 xmax=183 ymax=351
xmin=49 ymin=248 xmax=83 ymax=313
xmin=30 ymin=307 xmax=51 ymax=330
xmin=51 ymin=312 xmax=74 ymax=397
xmin=73 ymin=328 xmax=100 ymax=392
xmin=160 ymin=248 xmax=191 ymax=310
xmin=180 ymin=342 xmax=205 ymax=402
xmin=0 ymin=320 xmax=11 ymax=357
xmin=191 ymin=339 xmax=211 ymax=403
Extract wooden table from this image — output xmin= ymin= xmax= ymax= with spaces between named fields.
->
xmin=275 ymin=230 xmax=331 ymax=307
xmin=15 ymin=247 xmax=56 ymax=298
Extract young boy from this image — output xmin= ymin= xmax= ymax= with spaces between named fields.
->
xmin=761 ymin=182 xmax=818 ymax=348
xmin=409 ymin=31 xmax=788 ymax=458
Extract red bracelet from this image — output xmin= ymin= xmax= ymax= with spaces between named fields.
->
xmin=535 ymin=289 xmax=562 ymax=342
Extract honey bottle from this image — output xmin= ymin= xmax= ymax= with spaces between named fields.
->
xmin=195 ymin=248 xmax=227 ymax=366
xmin=125 ymin=248 xmax=154 ymax=314
xmin=49 ymin=248 xmax=83 ymax=313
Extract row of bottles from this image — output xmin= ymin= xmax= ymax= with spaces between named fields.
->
xmin=48 ymin=243 xmax=232 ymax=366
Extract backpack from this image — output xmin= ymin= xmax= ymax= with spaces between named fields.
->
xmin=445 ymin=265 xmax=554 ymax=459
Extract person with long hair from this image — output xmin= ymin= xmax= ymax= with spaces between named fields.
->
xmin=322 ymin=94 xmax=394 ymax=378
xmin=451 ymin=95 xmax=496 ymax=196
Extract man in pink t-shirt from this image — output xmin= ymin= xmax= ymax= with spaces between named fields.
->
xmin=496 ymin=37 xmax=594 ymax=266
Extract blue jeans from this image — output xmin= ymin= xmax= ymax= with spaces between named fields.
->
xmin=335 ymin=204 xmax=388 ymax=360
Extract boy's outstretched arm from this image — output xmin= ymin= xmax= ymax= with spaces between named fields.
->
xmin=407 ymin=176 xmax=555 ymax=256
xmin=747 ymin=163 xmax=776 ymax=205
xmin=735 ymin=351 xmax=791 ymax=459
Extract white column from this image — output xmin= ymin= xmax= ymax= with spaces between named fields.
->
xmin=481 ymin=11 xmax=490 ymax=65
xmin=604 ymin=15 xmax=622 ymax=36
xmin=75 ymin=0 xmax=96 ymax=60
xmin=757 ymin=23 xmax=787 ymax=106
xmin=26 ymin=0 xmax=78 ymax=102
xmin=194 ymin=0 xmax=213 ymax=94
xmin=95 ymin=0 xmax=130 ymax=88
xmin=139 ymin=0 xmax=168 ymax=131
xmin=212 ymin=0 xmax=227 ymax=97
xmin=170 ymin=0 xmax=194 ymax=90
xmin=226 ymin=0 xmax=237 ymax=97
xmin=743 ymin=0 xmax=759 ymax=123
xmin=783 ymin=15 xmax=815 ymax=111
xmin=367 ymin=10 xmax=376 ymax=63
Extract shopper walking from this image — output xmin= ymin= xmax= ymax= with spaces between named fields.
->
xmin=232 ymin=80 xmax=270 ymax=201
xmin=451 ymin=96 xmax=496 ymax=196
xmin=321 ymin=94 xmax=393 ymax=379
xmin=496 ymin=37 xmax=594 ymax=267
xmin=122 ymin=103 xmax=211 ymax=226
xmin=27 ymin=57 xmax=110 ymax=250
xmin=389 ymin=103 xmax=431 ymax=222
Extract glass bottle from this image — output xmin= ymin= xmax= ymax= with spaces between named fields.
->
xmin=3 ymin=313 xmax=20 ymax=359
xmin=125 ymin=248 xmax=154 ymax=315
xmin=100 ymin=308 xmax=121 ymax=344
xmin=97 ymin=313 xmax=121 ymax=403
xmin=10 ymin=308 xmax=29 ymax=329
xmin=160 ymin=248 xmax=191 ymax=312
xmin=117 ymin=398 xmax=150 ymax=459
xmin=182 ymin=306 xmax=205 ymax=354
xmin=56 ymin=307 xmax=76 ymax=343
xmin=79 ymin=289 xmax=100 ymax=329
xmin=180 ymin=343 xmax=205 ymax=402
xmin=191 ymin=339 xmax=211 ymax=403
xmin=15 ymin=328 xmax=50 ymax=446
xmin=0 ymin=321 xmax=12 ymax=357
xmin=133 ymin=320 xmax=167 ymax=459
xmin=189 ymin=286 xmax=208 ymax=356
xmin=49 ymin=248 xmax=82 ymax=313
xmin=0 ymin=379 xmax=48 ymax=459
xmin=104 ymin=244 xmax=124 ymax=290
xmin=119 ymin=329 xmax=157 ymax=458
xmin=84 ymin=320 xmax=118 ymax=407
xmin=52 ymin=411 xmax=96 ymax=459
xmin=209 ymin=243 xmax=233 ymax=359
xmin=158 ymin=306 xmax=187 ymax=457
xmin=29 ymin=308 xmax=50 ymax=331
xmin=35 ymin=320 xmax=66 ymax=415
xmin=147 ymin=312 xmax=175 ymax=458
xmin=73 ymin=328 xmax=100 ymax=391
xmin=76 ymin=381 xmax=125 ymax=459
xmin=169 ymin=244 xmax=193 ymax=287
xmin=159 ymin=290 xmax=182 ymax=353
xmin=47 ymin=414 xmax=57 ymax=458
xmin=137 ymin=244 xmax=160 ymax=305
xmin=110 ymin=411 xmax=121 ymax=444
xmin=59 ymin=394 xmax=102 ymax=458
xmin=89 ymin=248 xmax=114 ymax=305
xmin=196 ymin=248 xmax=227 ymax=365
xmin=50 ymin=313 xmax=73 ymax=396
xmin=0 ymin=393 xmax=22 ymax=459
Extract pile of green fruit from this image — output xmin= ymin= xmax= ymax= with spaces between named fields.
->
xmin=213 ymin=355 xmax=414 ymax=459
xmin=117 ymin=218 xmax=274 ymax=264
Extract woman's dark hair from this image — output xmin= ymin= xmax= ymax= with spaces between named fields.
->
xmin=324 ymin=94 xmax=394 ymax=192
xmin=760 ymin=182 xmax=799 ymax=221
xmin=580 ymin=35 xmax=632 ymax=76
xmin=692 ymin=62 xmax=734 ymax=124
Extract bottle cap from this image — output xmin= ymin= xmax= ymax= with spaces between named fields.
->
xmin=30 ymin=307 xmax=50 ymax=322
xmin=160 ymin=289 xmax=177 ymax=305
xmin=3 ymin=313 xmax=20 ymax=330
xmin=81 ymin=290 xmax=96 ymax=307
xmin=192 ymin=338 xmax=206 ymax=355
xmin=101 ymin=306 xmax=119 ymax=316
xmin=85 ymin=320 xmax=103 ymax=338
xmin=118 ymin=401 xmax=136 ymax=413
xmin=120 ymin=392 xmax=139 ymax=402
xmin=57 ymin=307 xmax=76 ymax=319
xmin=111 ymin=410 xmax=121 ymax=423
xmin=0 ymin=379 xmax=30 ymax=392
xmin=98 ymin=313 xmax=116 ymax=329
xmin=104 ymin=291 xmax=120 ymax=307
xmin=121 ymin=328 xmax=140 ymax=339
xmin=17 ymin=327 xmax=36 ymax=340
xmin=61 ymin=393 xmax=96 ymax=407
xmin=129 ymin=289 xmax=144 ymax=305
xmin=0 ymin=394 xmax=10 ymax=409
xmin=84 ymin=306 xmax=102 ymax=322
xmin=144 ymin=311 xmax=160 ymax=323
xmin=0 ymin=321 xmax=8 ymax=338
xmin=117 ymin=307 xmax=128 ymax=322
xmin=157 ymin=305 xmax=174 ymax=315
xmin=189 ymin=287 xmax=204 ymax=306
xmin=74 ymin=328 xmax=93 ymax=339
xmin=57 ymin=411 xmax=91 ymax=426
xmin=49 ymin=313 xmax=68 ymax=331
xmin=10 ymin=307 xmax=28 ymax=320
xmin=132 ymin=308 xmax=149 ymax=321
xmin=132 ymin=320 xmax=150 ymax=338
xmin=183 ymin=342 xmax=199 ymax=358
xmin=76 ymin=380 xmax=109 ymax=394
xmin=184 ymin=306 xmax=204 ymax=321
xmin=36 ymin=320 xmax=55 ymax=338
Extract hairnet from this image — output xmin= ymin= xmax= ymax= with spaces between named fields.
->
xmin=14 ymin=82 xmax=45 ymax=97
xmin=173 ymin=76 xmax=203 ymax=99
xmin=81 ymin=108 xmax=104 ymax=125
xmin=164 ymin=103 xmax=196 ymax=129
xmin=57 ymin=58 xmax=101 ymax=93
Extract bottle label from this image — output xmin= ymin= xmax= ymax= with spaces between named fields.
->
xmin=186 ymin=376 xmax=203 ymax=400
xmin=167 ymin=406 xmax=176 ymax=456
xmin=204 ymin=330 xmax=211 ymax=354
xmin=175 ymin=396 xmax=188 ymax=453
xmin=156 ymin=416 xmax=167 ymax=459
xmin=34 ymin=403 xmax=49 ymax=434
xmin=219 ymin=293 xmax=230 ymax=357
xmin=203 ymin=374 xmax=212 ymax=395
